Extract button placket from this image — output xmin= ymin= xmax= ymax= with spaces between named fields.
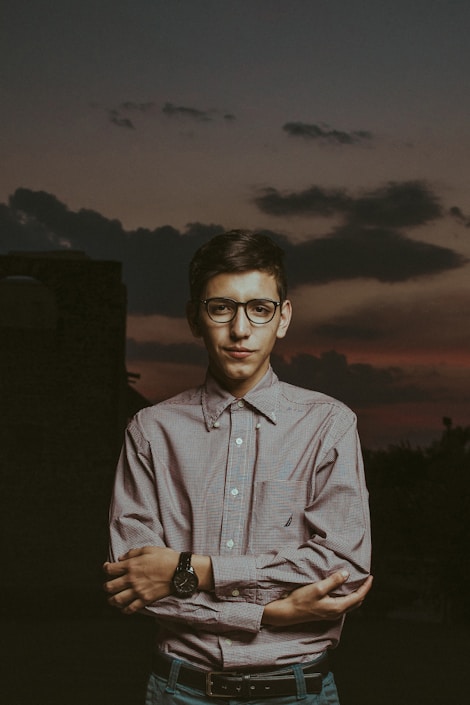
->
xmin=219 ymin=402 xmax=251 ymax=554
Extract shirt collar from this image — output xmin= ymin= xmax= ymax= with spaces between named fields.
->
xmin=201 ymin=367 xmax=280 ymax=431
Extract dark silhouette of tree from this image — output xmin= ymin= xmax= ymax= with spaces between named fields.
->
xmin=364 ymin=419 xmax=470 ymax=622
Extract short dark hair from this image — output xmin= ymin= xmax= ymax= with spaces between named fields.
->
xmin=189 ymin=230 xmax=287 ymax=302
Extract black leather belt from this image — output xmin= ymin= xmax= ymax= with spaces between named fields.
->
xmin=153 ymin=651 xmax=330 ymax=698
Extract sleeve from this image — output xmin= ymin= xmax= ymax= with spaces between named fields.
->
xmin=210 ymin=412 xmax=371 ymax=606
xmin=108 ymin=421 xmax=264 ymax=633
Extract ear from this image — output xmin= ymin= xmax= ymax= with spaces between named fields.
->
xmin=186 ymin=301 xmax=201 ymax=338
xmin=276 ymin=299 xmax=292 ymax=340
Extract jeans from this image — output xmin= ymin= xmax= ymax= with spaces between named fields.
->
xmin=145 ymin=662 xmax=341 ymax=705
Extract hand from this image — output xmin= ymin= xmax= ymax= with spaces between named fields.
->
xmin=262 ymin=572 xmax=373 ymax=626
xmin=103 ymin=546 xmax=179 ymax=614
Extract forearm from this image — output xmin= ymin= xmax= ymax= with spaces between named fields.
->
xmin=143 ymin=590 xmax=264 ymax=634
xmin=210 ymin=538 xmax=370 ymax=607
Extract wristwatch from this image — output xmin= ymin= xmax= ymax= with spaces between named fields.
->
xmin=171 ymin=551 xmax=199 ymax=597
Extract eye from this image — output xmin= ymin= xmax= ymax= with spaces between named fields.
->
xmin=213 ymin=300 xmax=232 ymax=312
xmin=250 ymin=300 xmax=274 ymax=317
xmin=207 ymin=299 xmax=236 ymax=317
xmin=254 ymin=304 xmax=269 ymax=314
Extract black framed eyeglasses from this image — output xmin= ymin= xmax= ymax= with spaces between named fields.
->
xmin=200 ymin=297 xmax=281 ymax=324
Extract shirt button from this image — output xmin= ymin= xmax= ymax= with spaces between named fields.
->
xmin=231 ymin=589 xmax=240 ymax=597
xmin=237 ymin=400 xmax=245 ymax=408
xmin=230 ymin=488 xmax=239 ymax=496
xmin=213 ymin=421 xmax=220 ymax=428
xmin=226 ymin=539 xmax=234 ymax=549
xmin=225 ymin=639 xmax=232 ymax=645
xmin=235 ymin=437 xmax=243 ymax=445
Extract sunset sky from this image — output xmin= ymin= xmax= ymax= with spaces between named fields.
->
xmin=1 ymin=0 xmax=470 ymax=447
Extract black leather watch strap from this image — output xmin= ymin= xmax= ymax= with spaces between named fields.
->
xmin=178 ymin=551 xmax=192 ymax=570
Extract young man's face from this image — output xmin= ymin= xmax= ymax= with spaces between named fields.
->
xmin=188 ymin=270 xmax=292 ymax=397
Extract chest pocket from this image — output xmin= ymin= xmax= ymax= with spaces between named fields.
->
xmin=249 ymin=480 xmax=309 ymax=553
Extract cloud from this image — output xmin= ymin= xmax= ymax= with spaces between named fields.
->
xmin=271 ymin=350 xmax=429 ymax=407
xmin=162 ymin=102 xmax=214 ymax=122
xmin=283 ymin=121 xmax=373 ymax=145
xmin=162 ymin=102 xmax=236 ymax=123
xmin=449 ymin=205 xmax=470 ymax=227
xmin=254 ymin=186 xmax=350 ymax=217
xmin=284 ymin=225 xmax=466 ymax=285
xmin=254 ymin=180 xmax=442 ymax=227
xmin=107 ymin=109 xmax=135 ymax=129
xmin=4 ymin=189 xmax=225 ymax=316
xmin=3 ymin=188 xmax=467 ymax=319
xmin=311 ymin=288 xmax=470 ymax=352
xmin=120 ymin=101 xmax=156 ymax=112
xmin=95 ymin=100 xmax=234 ymax=129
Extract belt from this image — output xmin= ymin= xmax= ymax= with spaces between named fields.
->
xmin=153 ymin=651 xmax=330 ymax=699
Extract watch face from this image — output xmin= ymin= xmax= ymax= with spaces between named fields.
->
xmin=172 ymin=569 xmax=198 ymax=597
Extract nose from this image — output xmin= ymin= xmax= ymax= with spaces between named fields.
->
xmin=229 ymin=305 xmax=251 ymax=338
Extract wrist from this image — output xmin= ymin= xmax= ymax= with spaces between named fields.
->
xmin=262 ymin=596 xmax=293 ymax=626
xmin=191 ymin=555 xmax=214 ymax=591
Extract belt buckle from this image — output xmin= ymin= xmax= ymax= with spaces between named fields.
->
xmin=206 ymin=670 xmax=242 ymax=698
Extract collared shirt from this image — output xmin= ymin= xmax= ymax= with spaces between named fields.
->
xmin=109 ymin=368 xmax=371 ymax=670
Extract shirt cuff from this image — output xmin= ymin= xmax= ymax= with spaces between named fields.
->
xmin=211 ymin=554 xmax=258 ymax=601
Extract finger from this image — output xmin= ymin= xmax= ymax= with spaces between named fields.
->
xmin=122 ymin=599 xmax=145 ymax=615
xmin=337 ymin=576 xmax=374 ymax=610
xmin=315 ymin=570 xmax=350 ymax=598
xmin=352 ymin=575 xmax=374 ymax=600
xmin=108 ymin=588 xmax=135 ymax=609
xmin=103 ymin=560 xmax=128 ymax=577
xmin=119 ymin=547 xmax=146 ymax=560
xmin=104 ymin=576 xmax=130 ymax=595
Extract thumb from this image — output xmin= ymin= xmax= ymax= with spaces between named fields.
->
xmin=316 ymin=569 xmax=349 ymax=596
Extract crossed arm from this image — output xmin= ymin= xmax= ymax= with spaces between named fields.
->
xmin=103 ymin=546 xmax=373 ymax=626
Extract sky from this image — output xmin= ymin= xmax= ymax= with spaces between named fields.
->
xmin=1 ymin=0 xmax=470 ymax=448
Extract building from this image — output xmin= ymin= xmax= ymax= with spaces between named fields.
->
xmin=0 ymin=251 xmax=142 ymax=602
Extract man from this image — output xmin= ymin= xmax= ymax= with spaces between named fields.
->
xmin=104 ymin=230 xmax=372 ymax=704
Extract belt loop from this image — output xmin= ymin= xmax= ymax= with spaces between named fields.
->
xmin=165 ymin=658 xmax=182 ymax=694
xmin=292 ymin=663 xmax=308 ymax=701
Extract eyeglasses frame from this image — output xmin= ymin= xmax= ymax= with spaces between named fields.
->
xmin=199 ymin=297 xmax=282 ymax=325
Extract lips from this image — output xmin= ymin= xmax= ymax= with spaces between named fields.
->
xmin=225 ymin=348 xmax=253 ymax=359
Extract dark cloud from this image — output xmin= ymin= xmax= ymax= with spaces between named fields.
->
xmin=107 ymin=109 xmax=135 ymax=129
xmin=162 ymin=102 xmax=214 ymax=122
xmin=283 ymin=122 xmax=373 ymax=145
xmin=3 ymin=188 xmax=467 ymax=319
xmin=310 ymin=289 xmax=470 ymax=351
xmin=254 ymin=186 xmax=350 ymax=217
xmin=4 ymin=188 xmax=224 ymax=316
xmin=162 ymin=102 xmax=236 ymax=123
xmin=120 ymin=101 xmax=156 ymax=112
xmin=96 ymin=100 xmax=234 ymax=129
xmin=254 ymin=180 xmax=442 ymax=227
xmin=271 ymin=350 xmax=429 ymax=408
xmin=285 ymin=225 xmax=466 ymax=285
xmin=449 ymin=205 xmax=470 ymax=227
xmin=351 ymin=181 xmax=442 ymax=228
xmin=127 ymin=339 xmax=207 ymax=366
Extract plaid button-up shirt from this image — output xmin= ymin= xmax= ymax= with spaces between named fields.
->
xmin=109 ymin=368 xmax=371 ymax=669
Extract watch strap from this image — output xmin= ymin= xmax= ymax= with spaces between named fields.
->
xmin=178 ymin=551 xmax=192 ymax=571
